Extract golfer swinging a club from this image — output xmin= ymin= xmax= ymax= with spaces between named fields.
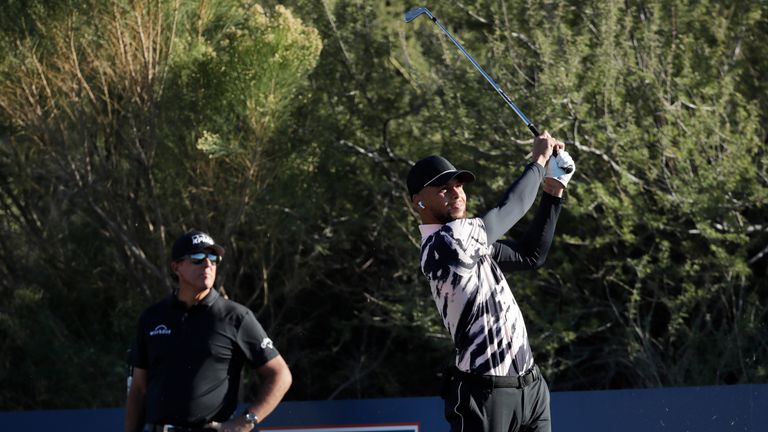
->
xmin=407 ymin=132 xmax=575 ymax=432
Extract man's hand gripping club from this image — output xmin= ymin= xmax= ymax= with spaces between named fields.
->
xmin=532 ymin=132 xmax=576 ymax=197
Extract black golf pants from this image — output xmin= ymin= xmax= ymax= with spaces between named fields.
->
xmin=443 ymin=367 xmax=551 ymax=432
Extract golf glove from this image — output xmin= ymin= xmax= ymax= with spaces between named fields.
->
xmin=545 ymin=151 xmax=576 ymax=187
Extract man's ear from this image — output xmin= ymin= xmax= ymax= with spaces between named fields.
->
xmin=412 ymin=194 xmax=423 ymax=210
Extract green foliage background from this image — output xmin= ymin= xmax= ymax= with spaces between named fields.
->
xmin=0 ymin=0 xmax=766 ymax=409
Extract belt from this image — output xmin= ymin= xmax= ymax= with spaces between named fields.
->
xmin=144 ymin=423 xmax=220 ymax=432
xmin=452 ymin=364 xmax=542 ymax=389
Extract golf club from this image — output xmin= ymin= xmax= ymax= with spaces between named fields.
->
xmin=405 ymin=6 xmax=573 ymax=172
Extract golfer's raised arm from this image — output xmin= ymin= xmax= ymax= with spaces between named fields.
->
xmin=481 ymin=133 xmax=555 ymax=243
xmin=491 ymin=192 xmax=564 ymax=271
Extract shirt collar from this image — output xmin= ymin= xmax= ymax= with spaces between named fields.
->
xmin=170 ymin=287 xmax=220 ymax=308
xmin=419 ymin=224 xmax=444 ymax=244
xmin=198 ymin=288 xmax=219 ymax=306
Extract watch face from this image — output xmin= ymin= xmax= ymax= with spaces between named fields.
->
xmin=245 ymin=412 xmax=258 ymax=424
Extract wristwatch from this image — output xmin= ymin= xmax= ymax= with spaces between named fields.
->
xmin=244 ymin=411 xmax=259 ymax=426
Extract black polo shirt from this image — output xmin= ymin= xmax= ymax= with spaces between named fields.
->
xmin=131 ymin=289 xmax=279 ymax=426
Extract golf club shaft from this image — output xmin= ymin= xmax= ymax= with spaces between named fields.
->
xmin=426 ymin=16 xmax=540 ymax=137
xmin=406 ymin=7 xmax=573 ymax=171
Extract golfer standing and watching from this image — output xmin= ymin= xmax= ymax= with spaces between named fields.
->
xmin=125 ymin=230 xmax=292 ymax=432
xmin=407 ymin=132 xmax=575 ymax=432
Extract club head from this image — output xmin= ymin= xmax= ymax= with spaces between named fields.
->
xmin=404 ymin=7 xmax=432 ymax=23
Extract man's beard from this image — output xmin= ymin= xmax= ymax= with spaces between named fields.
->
xmin=436 ymin=208 xmax=465 ymax=224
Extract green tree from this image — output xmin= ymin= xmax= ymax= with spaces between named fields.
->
xmin=0 ymin=0 xmax=766 ymax=410
xmin=0 ymin=0 xmax=321 ymax=408
xmin=392 ymin=0 xmax=768 ymax=388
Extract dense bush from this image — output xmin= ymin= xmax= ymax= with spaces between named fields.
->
xmin=0 ymin=0 xmax=765 ymax=409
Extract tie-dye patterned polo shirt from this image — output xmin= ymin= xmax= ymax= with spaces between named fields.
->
xmin=419 ymin=218 xmax=533 ymax=376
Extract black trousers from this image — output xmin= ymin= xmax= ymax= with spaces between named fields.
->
xmin=443 ymin=366 xmax=551 ymax=432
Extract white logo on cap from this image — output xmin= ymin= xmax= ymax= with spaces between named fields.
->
xmin=191 ymin=233 xmax=214 ymax=245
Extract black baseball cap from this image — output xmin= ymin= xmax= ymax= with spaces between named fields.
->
xmin=406 ymin=155 xmax=475 ymax=197
xmin=171 ymin=230 xmax=225 ymax=261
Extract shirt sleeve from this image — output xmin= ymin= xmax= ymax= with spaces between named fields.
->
xmin=491 ymin=192 xmax=564 ymax=272
xmin=481 ymin=162 xmax=544 ymax=244
xmin=236 ymin=310 xmax=280 ymax=368
xmin=130 ymin=311 xmax=149 ymax=369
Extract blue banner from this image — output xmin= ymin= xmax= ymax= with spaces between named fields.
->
xmin=0 ymin=384 xmax=765 ymax=432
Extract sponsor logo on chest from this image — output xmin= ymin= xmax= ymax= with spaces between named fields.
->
xmin=149 ymin=324 xmax=172 ymax=336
